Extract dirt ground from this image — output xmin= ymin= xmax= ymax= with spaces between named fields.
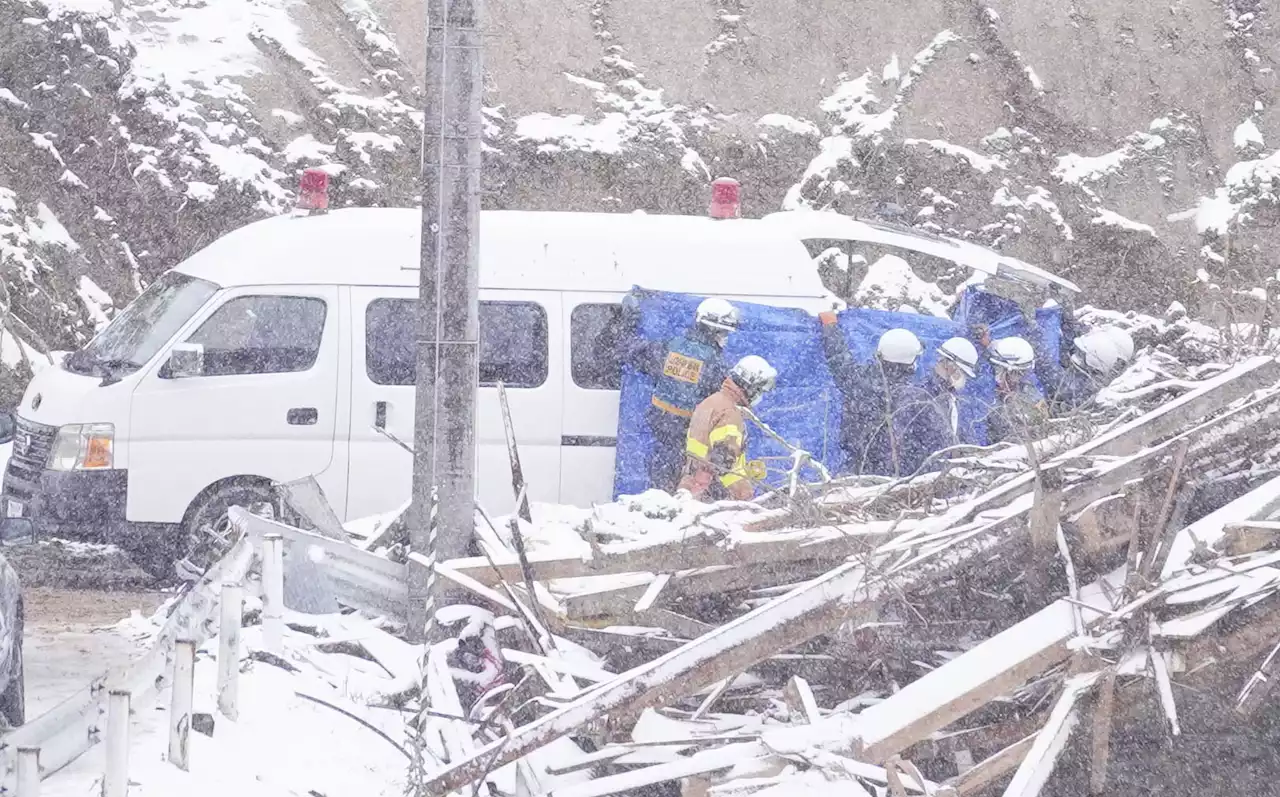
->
xmin=23 ymin=587 xmax=169 ymax=717
xmin=0 ymin=539 xmax=169 ymax=717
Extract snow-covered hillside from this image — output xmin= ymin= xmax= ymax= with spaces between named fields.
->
xmin=1 ymin=0 xmax=1279 ymax=390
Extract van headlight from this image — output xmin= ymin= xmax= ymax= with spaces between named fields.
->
xmin=48 ymin=423 xmax=115 ymax=471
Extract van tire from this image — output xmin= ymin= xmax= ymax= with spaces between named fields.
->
xmin=131 ymin=481 xmax=278 ymax=581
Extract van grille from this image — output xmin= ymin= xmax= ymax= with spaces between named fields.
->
xmin=11 ymin=417 xmax=55 ymax=475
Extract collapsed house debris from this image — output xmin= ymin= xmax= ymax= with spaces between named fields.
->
xmin=231 ymin=344 xmax=1280 ymax=797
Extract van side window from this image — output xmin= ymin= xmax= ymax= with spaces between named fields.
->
xmin=366 ymin=299 xmax=549 ymax=388
xmin=185 ymin=295 xmax=326 ymax=376
xmin=570 ymin=303 xmax=624 ymax=390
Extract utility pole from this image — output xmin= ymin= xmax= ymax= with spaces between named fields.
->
xmin=408 ymin=0 xmax=483 ymax=644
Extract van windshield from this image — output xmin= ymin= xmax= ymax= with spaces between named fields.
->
xmin=65 ymin=271 xmax=219 ymax=379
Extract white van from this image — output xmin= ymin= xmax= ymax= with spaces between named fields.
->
xmin=0 ymin=207 xmax=828 ymax=567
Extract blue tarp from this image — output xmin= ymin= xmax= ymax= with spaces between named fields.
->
xmin=612 ymin=290 xmax=841 ymax=498
xmin=613 ymin=287 xmax=1070 ymax=497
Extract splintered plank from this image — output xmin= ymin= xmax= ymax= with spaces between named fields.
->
xmin=1089 ymin=670 xmax=1117 ymax=794
xmin=443 ymin=521 xmax=902 ymax=587
xmin=420 ymin=366 xmax=1280 ymax=796
xmin=1001 ymin=674 xmax=1098 ymax=797
xmin=846 ymin=572 xmax=1121 ymax=763
xmin=547 ymin=742 xmax=767 ymax=797
xmin=421 ymin=510 xmax=1026 ymax=796
xmin=944 ymin=733 xmax=1037 ymax=796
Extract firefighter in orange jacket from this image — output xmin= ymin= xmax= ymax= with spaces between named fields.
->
xmin=679 ymin=355 xmax=778 ymax=502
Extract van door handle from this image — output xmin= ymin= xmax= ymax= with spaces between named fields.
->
xmin=374 ymin=401 xmax=387 ymax=430
xmin=287 ymin=407 xmax=318 ymax=426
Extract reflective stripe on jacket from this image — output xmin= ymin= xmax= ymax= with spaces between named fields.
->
xmin=651 ymin=334 xmax=720 ymax=417
xmin=679 ymin=378 xmax=753 ymax=501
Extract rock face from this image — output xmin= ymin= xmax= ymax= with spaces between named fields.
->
xmin=1 ymin=0 xmax=1278 ymax=368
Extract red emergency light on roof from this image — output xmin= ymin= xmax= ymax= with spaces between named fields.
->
xmin=709 ymin=177 xmax=740 ymax=220
xmin=297 ymin=168 xmax=330 ymax=212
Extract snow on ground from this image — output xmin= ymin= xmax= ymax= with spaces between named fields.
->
xmin=1091 ymin=208 xmax=1155 ymax=235
xmin=904 ymin=138 xmax=1005 ymax=172
xmin=43 ymin=609 xmax=410 ymax=797
xmin=1235 ymin=118 xmax=1266 ymax=151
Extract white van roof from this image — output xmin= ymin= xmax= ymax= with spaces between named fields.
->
xmin=174 ymin=208 xmax=828 ymax=298
xmin=759 ymin=210 xmax=1081 ymax=294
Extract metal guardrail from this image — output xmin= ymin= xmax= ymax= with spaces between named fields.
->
xmin=231 ymin=509 xmax=408 ymax=623
xmin=0 ymin=534 xmax=256 ymax=791
xmin=0 ymin=504 xmax=408 ymax=792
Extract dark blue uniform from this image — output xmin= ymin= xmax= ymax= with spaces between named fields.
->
xmin=821 ymin=324 xmax=953 ymax=477
xmin=1039 ymin=360 xmax=1099 ymax=415
xmin=624 ymin=324 xmax=729 ymax=492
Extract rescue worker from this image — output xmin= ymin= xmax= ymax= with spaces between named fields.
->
xmin=818 ymin=311 xmax=943 ymax=476
xmin=927 ymin=336 xmax=981 ymax=445
xmin=819 ymin=309 xmax=880 ymax=473
xmin=985 ymin=336 xmax=1050 ymax=444
xmin=679 ymin=355 xmax=777 ymax=501
xmin=1038 ymin=326 xmax=1135 ymax=415
xmin=862 ymin=329 xmax=952 ymax=477
xmin=620 ymin=294 xmax=741 ymax=492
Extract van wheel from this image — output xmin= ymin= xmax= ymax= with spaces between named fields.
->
xmin=128 ymin=483 xmax=278 ymax=582
xmin=177 ymin=483 xmax=282 ymax=579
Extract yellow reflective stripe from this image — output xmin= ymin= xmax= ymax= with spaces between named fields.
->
xmin=652 ymin=396 xmax=693 ymax=418
xmin=686 ymin=437 xmax=709 ymax=458
xmin=720 ymin=452 xmax=749 ymax=487
xmin=707 ymin=424 xmax=743 ymax=445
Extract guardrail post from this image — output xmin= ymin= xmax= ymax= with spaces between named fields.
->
xmin=218 ymin=582 xmax=243 ymax=721
xmin=262 ymin=533 xmax=285 ymax=655
xmin=17 ymin=747 xmax=39 ymax=796
xmin=104 ymin=690 xmax=130 ymax=797
xmin=169 ymin=639 xmax=195 ymax=771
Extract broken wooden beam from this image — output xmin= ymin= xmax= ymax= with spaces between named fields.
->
xmin=442 ymin=521 xmax=900 ymax=588
xmin=782 ymin=676 xmax=821 ymax=724
xmin=1235 ymin=638 xmax=1280 ymax=716
xmin=841 ymin=571 xmax=1121 ymax=764
xmin=1220 ymin=520 xmax=1280 ymax=557
xmin=943 ymin=732 xmax=1037 ymax=796
xmin=1001 ymin=673 xmax=1098 ymax=797
xmin=1088 ymin=669 xmax=1117 ymax=794
xmin=421 ymin=507 xmax=1029 ymax=794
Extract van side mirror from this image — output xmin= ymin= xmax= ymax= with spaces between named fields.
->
xmin=167 ymin=343 xmax=205 ymax=379
xmin=0 ymin=413 xmax=13 ymax=445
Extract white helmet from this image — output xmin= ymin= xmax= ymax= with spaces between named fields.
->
xmin=876 ymin=328 xmax=924 ymax=367
xmin=696 ymin=298 xmax=740 ymax=333
xmin=1103 ymin=327 xmax=1135 ymax=364
xmin=1072 ymin=330 xmax=1126 ymax=376
xmin=731 ymin=355 xmax=777 ymax=405
xmin=938 ymin=337 xmax=979 ymax=378
xmin=990 ymin=337 xmax=1035 ymax=371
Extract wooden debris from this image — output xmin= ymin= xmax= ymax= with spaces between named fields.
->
xmin=1001 ymin=674 xmax=1098 ymax=797
xmin=1088 ymin=669 xmax=1117 ymax=794
xmin=781 ymin=676 xmax=820 ymax=724
xmin=943 ymin=733 xmax=1037 ymax=796
xmin=1235 ymin=638 xmax=1280 ymax=716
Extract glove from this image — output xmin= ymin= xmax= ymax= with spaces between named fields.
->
xmin=818 ymin=311 xmax=838 ymax=327
xmin=745 ymin=459 xmax=767 ymax=482
xmin=971 ymin=323 xmax=992 ymax=348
